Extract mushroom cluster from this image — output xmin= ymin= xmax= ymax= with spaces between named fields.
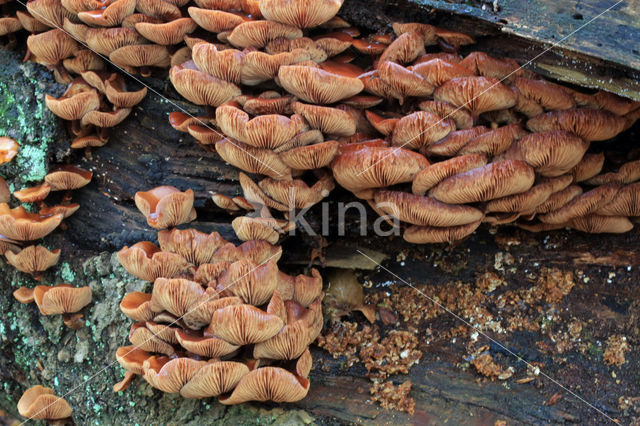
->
xmin=115 ymin=185 xmax=323 ymax=403
xmin=2 ymin=163 xmax=91 ymax=278
xmin=158 ymin=4 xmax=639 ymax=242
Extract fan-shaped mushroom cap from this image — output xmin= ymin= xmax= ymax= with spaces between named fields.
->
xmin=5 ymin=245 xmax=60 ymax=277
xmin=434 ymin=76 xmax=517 ymax=116
xmin=259 ymin=0 xmax=344 ymax=28
xmin=332 ymin=146 xmax=429 ymax=196
xmin=217 ymin=258 xmax=278 ymax=305
xmin=81 ymin=108 xmax=132 ymax=129
xmin=17 ymin=11 xmax=49 ymax=33
xmin=458 ymin=52 xmax=521 ymax=81
xmin=237 ymin=239 xmax=283 ymax=264
xmin=169 ymin=112 xmax=213 ymax=133
xmin=377 ymin=61 xmax=434 ymax=103
xmin=77 ymin=0 xmax=136 ymax=26
xmin=526 ymin=109 xmax=626 ymax=142
xmin=194 ymin=261 xmax=232 ymax=286
xmin=374 ymin=190 xmax=483 ymax=226
xmin=180 ymin=360 xmax=249 ymax=399
xmin=457 ymin=123 xmax=526 ymax=156
xmin=44 ymin=165 xmax=92 ymax=190
xmin=170 ymin=64 xmax=241 ymax=106
xmin=569 ymin=215 xmax=633 ymax=234
xmin=104 ymin=74 xmax=147 ymax=108
xmin=215 ymin=138 xmax=292 ymax=179
xmin=265 ymin=36 xmax=327 ymax=62
xmin=403 ymin=220 xmax=482 ymax=244
xmin=596 ymin=182 xmax=640 ymax=216
xmin=136 ymin=0 xmax=181 ymax=20
xmin=253 ymin=315 xmax=309 ymax=360
xmin=85 ymin=27 xmax=146 ymax=56
xmin=512 ymin=77 xmax=575 ymax=111
xmin=39 ymin=203 xmax=80 ymax=219
xmin=13 ymin=286 xmax=35 ymax=304
xmin=0 ymin=137 xmax=18 ymax=165
xmin=428 ymin=160 xmax=535 ymax=204
xmin=586 ymin=159 xmax=640 ymax=185
xmin=110 ymin=44 xmax=172 ymax=72
xmin=242 ymin=49 xmax=310 ymax=86
xmin=434 ymin=27 xmax=475 ymax=50
xmin=116 ymin=345 xmax=151 ymax=378
xmin=411 ymin=58 xmax=475 ymax=87
xmin=379 ymin=31 xmax=425 ymax=65
xmin=418 ymin=100 xmax=473 ymax=130
xmin=412 ymin=153 xmax=487 ymax=195
xmin=13 ymin=183 xmax=51 ymax=203
xmin=258 ymin=174 xmax=334 ymax=209
xmin=278 ymin=65 xmax=364 ymax=104
xmin=176 ymin=329 xmax=240 ymax=359
xmin=0 ymin=17 xmax=22 ymax=36
xmin=45 ymin=89 xmax=100 ymax=121
xmin=365 ymin=110 xmax=400 ymax=136
xmin=117 ymin=241 xmax=190 ymax=281
xmin=279 ymin=140 xmax=339 ymax=170
xmin=129 ymin=322 xmax=176 ymax=355
xmin=134 ymin=186 xmax=196 ymax=229
xmin=188 ymin=8 xmax=246 ymax=33
xmin=236 ymin=171 xmax=287 ymax=212
xmin=26 ymin=0 xmax=74 ymax=28
xmin=219 ymin=366 xmax=309 ymax=404
xmin=535 ymin=184 xmax=583 ymax=214
xmin=391 ymin=22 xmax=436 ymax=44
xmin=292 ymin=102 xmax=356 ymax=136
xmin=143 ymin=356 xmax=207 ymax=393
xmin=33 ymin=284 xmax=92 ymax=315
xmin=17 ymin=385 xmax=72 ymax=420
xmin=207 ymin=304 xmax=284 ymax=345
xmin=238 ymin=92 xmax=294 ymax=115
xmin=501 ymin=130 xmax=589 ymax=177
xmin=484 ymin=178 xmax=560 ymax=213
xmin=158 ymin=229 xmax=228 ymax=266
xmin=120 ymin=291 xmax=154 ymax=322
xmin=134 ymin=18 xmax=197 ymax=45
xmin=414 ymin=52 xmax=462 ymax=64
xmin=274 ymin=129 xmax=324 ymax=153
xmin=150 ymin=278 xmax=220 ymax=328
xmin=391 ymin=111 xmax=455 ymax=150
xmin=227 ymin=20 xmax=302 ymax=48
xmin=0 ymin=204 xmax=63 ymax=241
xmin=572 ymin=153 xmax=605 ymax=182
xmin=232 ymin=216 xmax=282 ymax=244
xmin=62 ymin=50 xmax=105 ymax=74
xmin=539 ymin=183 xmax=619 ymax=224
xmin=423 ymin=126 xmax=489 ymax=157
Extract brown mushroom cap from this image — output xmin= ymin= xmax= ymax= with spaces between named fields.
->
xmin=116 ymin=345 xmax=152 ymax=376
xmin=188 ymin=8 xmax=247 ymax=33
xmin=526 ymin=109 xmax=626 ymax=142
xmin=85 ymin=27 xmax=146 ymax=56
xmin=17 ymin=10 xmax=51 ymax=33
xmin=0 ymin=177 xmax=9 ymax=205
xmin=120 ymin=291 xmax=154 ymax=322
xmin=39 ymin=203 xmax=81 ymax=219
xmin=242 ymin=49 xmax=311 ymax=86
xmin=434 ymin=27 xmax=475 ymax=50
xmin=81 ymin=108 xmax=132 ymax=128
xmin=418 ymin=100 xmax=473 ymax=130
xmin=0 ymin=17 xmax=22 ymax=36
xmin=158 ymin=229 xmax=228 ymax=266
xmin=77 ymin=0 xmax=136 ymax=26
xmin=535 ymin=184 xmax=583 ymax=214
xmin=149 ymin=278 xmax=220 ymax=328
xmin=457 ymin=123 xmax=527 ymax=157
xmin=0 ymin=204 xmax=63 ymax=241
xmin=259 ymin=0 xmax=344 ymax=28
xmin=104 ymin=74 xmax=148 ymax=108
xmin=391 ymin=22 xmax=437 ymax=44
xmin=278 ymin=65 xmax=364 ymax=104
xmin=129 ymin=323 xmax=176 ymax=355
xmin=258 ymin=174 xmax=334 ymax=209
xmin=512 ymin=77 xmax=575 ymax=111
xmin=331 ymin=146 xmax=429 ymax=196
xmin=135 ymin=0 xmax=182 ymax=20
xmin=569 ymin=214 xmax=633 ymax=234
xmin=458 ymin=51 xmax=521 ymax=81
xmin=44 ymin=165 xmax=92 ymax=190
xmin=423 ymin=126 xmax=489 ymax=157
xmin=428 ymin=160 xmax=535 ymax=204
xmin=279 ymin=140 xmax=339 ymax=170
xmin=411 ymin=58 xmax=475 ymax=87
xmin=26 ymin=0 xmax=74 ymax=29
xmin=215 ymin=138 xmax=292 ymax=179
xmin=135 ymin=18 xmax=198 ymax=46
xmin=572 ymin=153 xmax=605 ymax=182
xmin=217 ymin=258 xmax=278 ymax=305
xmin=412 ymin=153 xmax=487 ymax=195
xmin=484 ymin=178 xmax=559 ymax=213
xmin=377 ymin=61 xmax=434 ymax=103
xmin=62 ymin=50 xmax=105 ymax=75
xmin=292 ymin=102 xmax=356 ymax=136
xmin=434 ymin=76 xmax=517 ymax=117
xmin=586 ymin=159 xmax=640 ymax=185
xmin=596 ymin=182 xmax=640 ymax=216
xmin=170 ymin=64 xmax=241 ymax=106
xmin=227 ymin=20 xmax=302 ymax=48
xmin=33 ymin=284 xmax=92 ymax=315
xmin=0 ymin=137 xmax=19 ymax=165
xmin=207 ymin=304 xmax=284 ymax=345
xmin=17 ymin=385 xmax=72 ymax=420
xmin=391 ymin=110 xmax=455 ymax=150
xmin=219 ymin=366 xmax=310 ymax=404
xmin=180 ymin=360 xmax=250 ymax=399
xmin=13 ymin=183 xmax=51 ymax=203
xmin=117 ymin=241 xmax=190 ymax=281
xmin=501 ymin=130 xmax=589 ymax=177
xmin=5 ymin=245 xmax=60 ymax=276
xmin=110 ymin=44 xmax=172 ymax=71
xmin=379 ymin=31 xmax=425 ymax=65
xmin=374 ymin=190 xmax=483 ymax=226
xmin=403 ymin=221 xmax=482 ymax=244
xmin=539 ymin=183 xmax=619 ymax=224
xmin=253 ymin=316 xmax=310 ymax=360
xmin=232 ymin=216 xmax=282 ymax=244
xmin=237 ymin=171 xmax=288 ymax=211
xmin=175 ymin=329 xmax=240 ymax=359
xmin=143 ymin=356 xmax=207 ymax=393
xmin=238 ymin=92 xmax=295 ymax=115
xmin=45 ymin=89 xmax=100 ymax=121
xmin=134 ymin=186 xmax=196 ymax=229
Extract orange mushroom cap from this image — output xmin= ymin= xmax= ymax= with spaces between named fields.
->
xmin=403 ymin=221 xmax=482 ymax=244
xmin=0 ymin=204 xmax=63 ymax=241
xmin=44 ymin=165 xmax=92 ymax=191
xmin=117 ymin=241 xmax=191 ymax=281
xmin=0 ymin=137 xmax=19 ymax=165
xmin=170 ymin=63 xmax=241 ymax=107
xmin=526 ymin=109 xmax=626 ymax=142
xmin=434 ymin=76 xmax=517 ymax=117
xmin=134 ymin=186 xmax=196 ymax=229
xmin=259 ymin=0 xmax=344 ymax=29
xmin=219 ymin=366 xmax=310 ymax=404
xmin=33 ymin=284 xmax=92 ymax=315
xmin=277 ymin=65 xmax=364 ymax=104
xmin=227 ymin=20 xmax=302 ymax=48
xmin=77 ymin=0 xmax=136 ymax=27
xmin=17 ymin=385 xmax=72 ymax=420
xmin=135 ymin=18 xmax=198 ymax=46
xmin=5 ymin=245 xmax=60 ymax=277
xmin=158 ymin=228 xmax=229 ymax=266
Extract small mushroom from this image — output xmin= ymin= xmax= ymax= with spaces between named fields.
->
xmin=259 ymin=0 xmax=344 ymax=29
xmin=117 ymin=241 xmax=190 ymax=281
xmin=412 ymin=153 xmax=487 ymax=195
xmin=77 ymin=0 xmax=136 ymax=27
xmin=158 ymin=228 xmax=228 ymax=266
xmin=219 ymin=366 xmax=310 ymax=404
xmin=434 ymin=76 xmax=517 ymax=119
xmin=206 ymin=304 xmax=284 ymax=345
xmin=292 ymin=102 xmax=356 ymax=137
xmin=120 ymin=291 xmax=154 ymax=322
xmin=403 ymin=220 xmax=482 ymax=244
xmin=324 ymin=268 xmax=377 ymax=323
xmin=227 ymin=20 xmax=302 ymax=48
xmin=391 ymin=110 xmax=455 ymax=150
xmin=45 ymin=165 xmax=92 ymax=190
xmin=134 ymin=186 xmax=196 ymax=229
xmin=17 ymin=385 xmax=72 ymax=421
xmin=0 ymin=204 xmax=63 ymax=241
xmin=5 ymin=245 xmax=60 ymax=278
xmin=526 ymin=109 xmax=626 ymax=142
xmin=277 ymin=65 xmax=364 ymax=104
xmin=457 ymin=123 xmax=527 ymax=157
xmin=180 ymin=361 xmax=249 ymax=399
xmin=215 ymin=138 xmax=293 ymax=179
xmin=135 ymin=17 xmax=198 ymax=45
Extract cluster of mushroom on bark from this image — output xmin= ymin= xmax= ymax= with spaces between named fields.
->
xmin=115 ymin=185 xmax=324 ymax=403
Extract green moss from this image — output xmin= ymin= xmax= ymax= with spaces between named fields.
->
xmin=60 ymin=262 xmax=76 ymax=283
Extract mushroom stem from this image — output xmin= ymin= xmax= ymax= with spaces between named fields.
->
xmin=23 ymin=48 xmax=32 ymax=62
xmin=71 ymin=120 xmax=82 ymax=136
xmin=98 ymin=127 xmax=110 ymax=142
